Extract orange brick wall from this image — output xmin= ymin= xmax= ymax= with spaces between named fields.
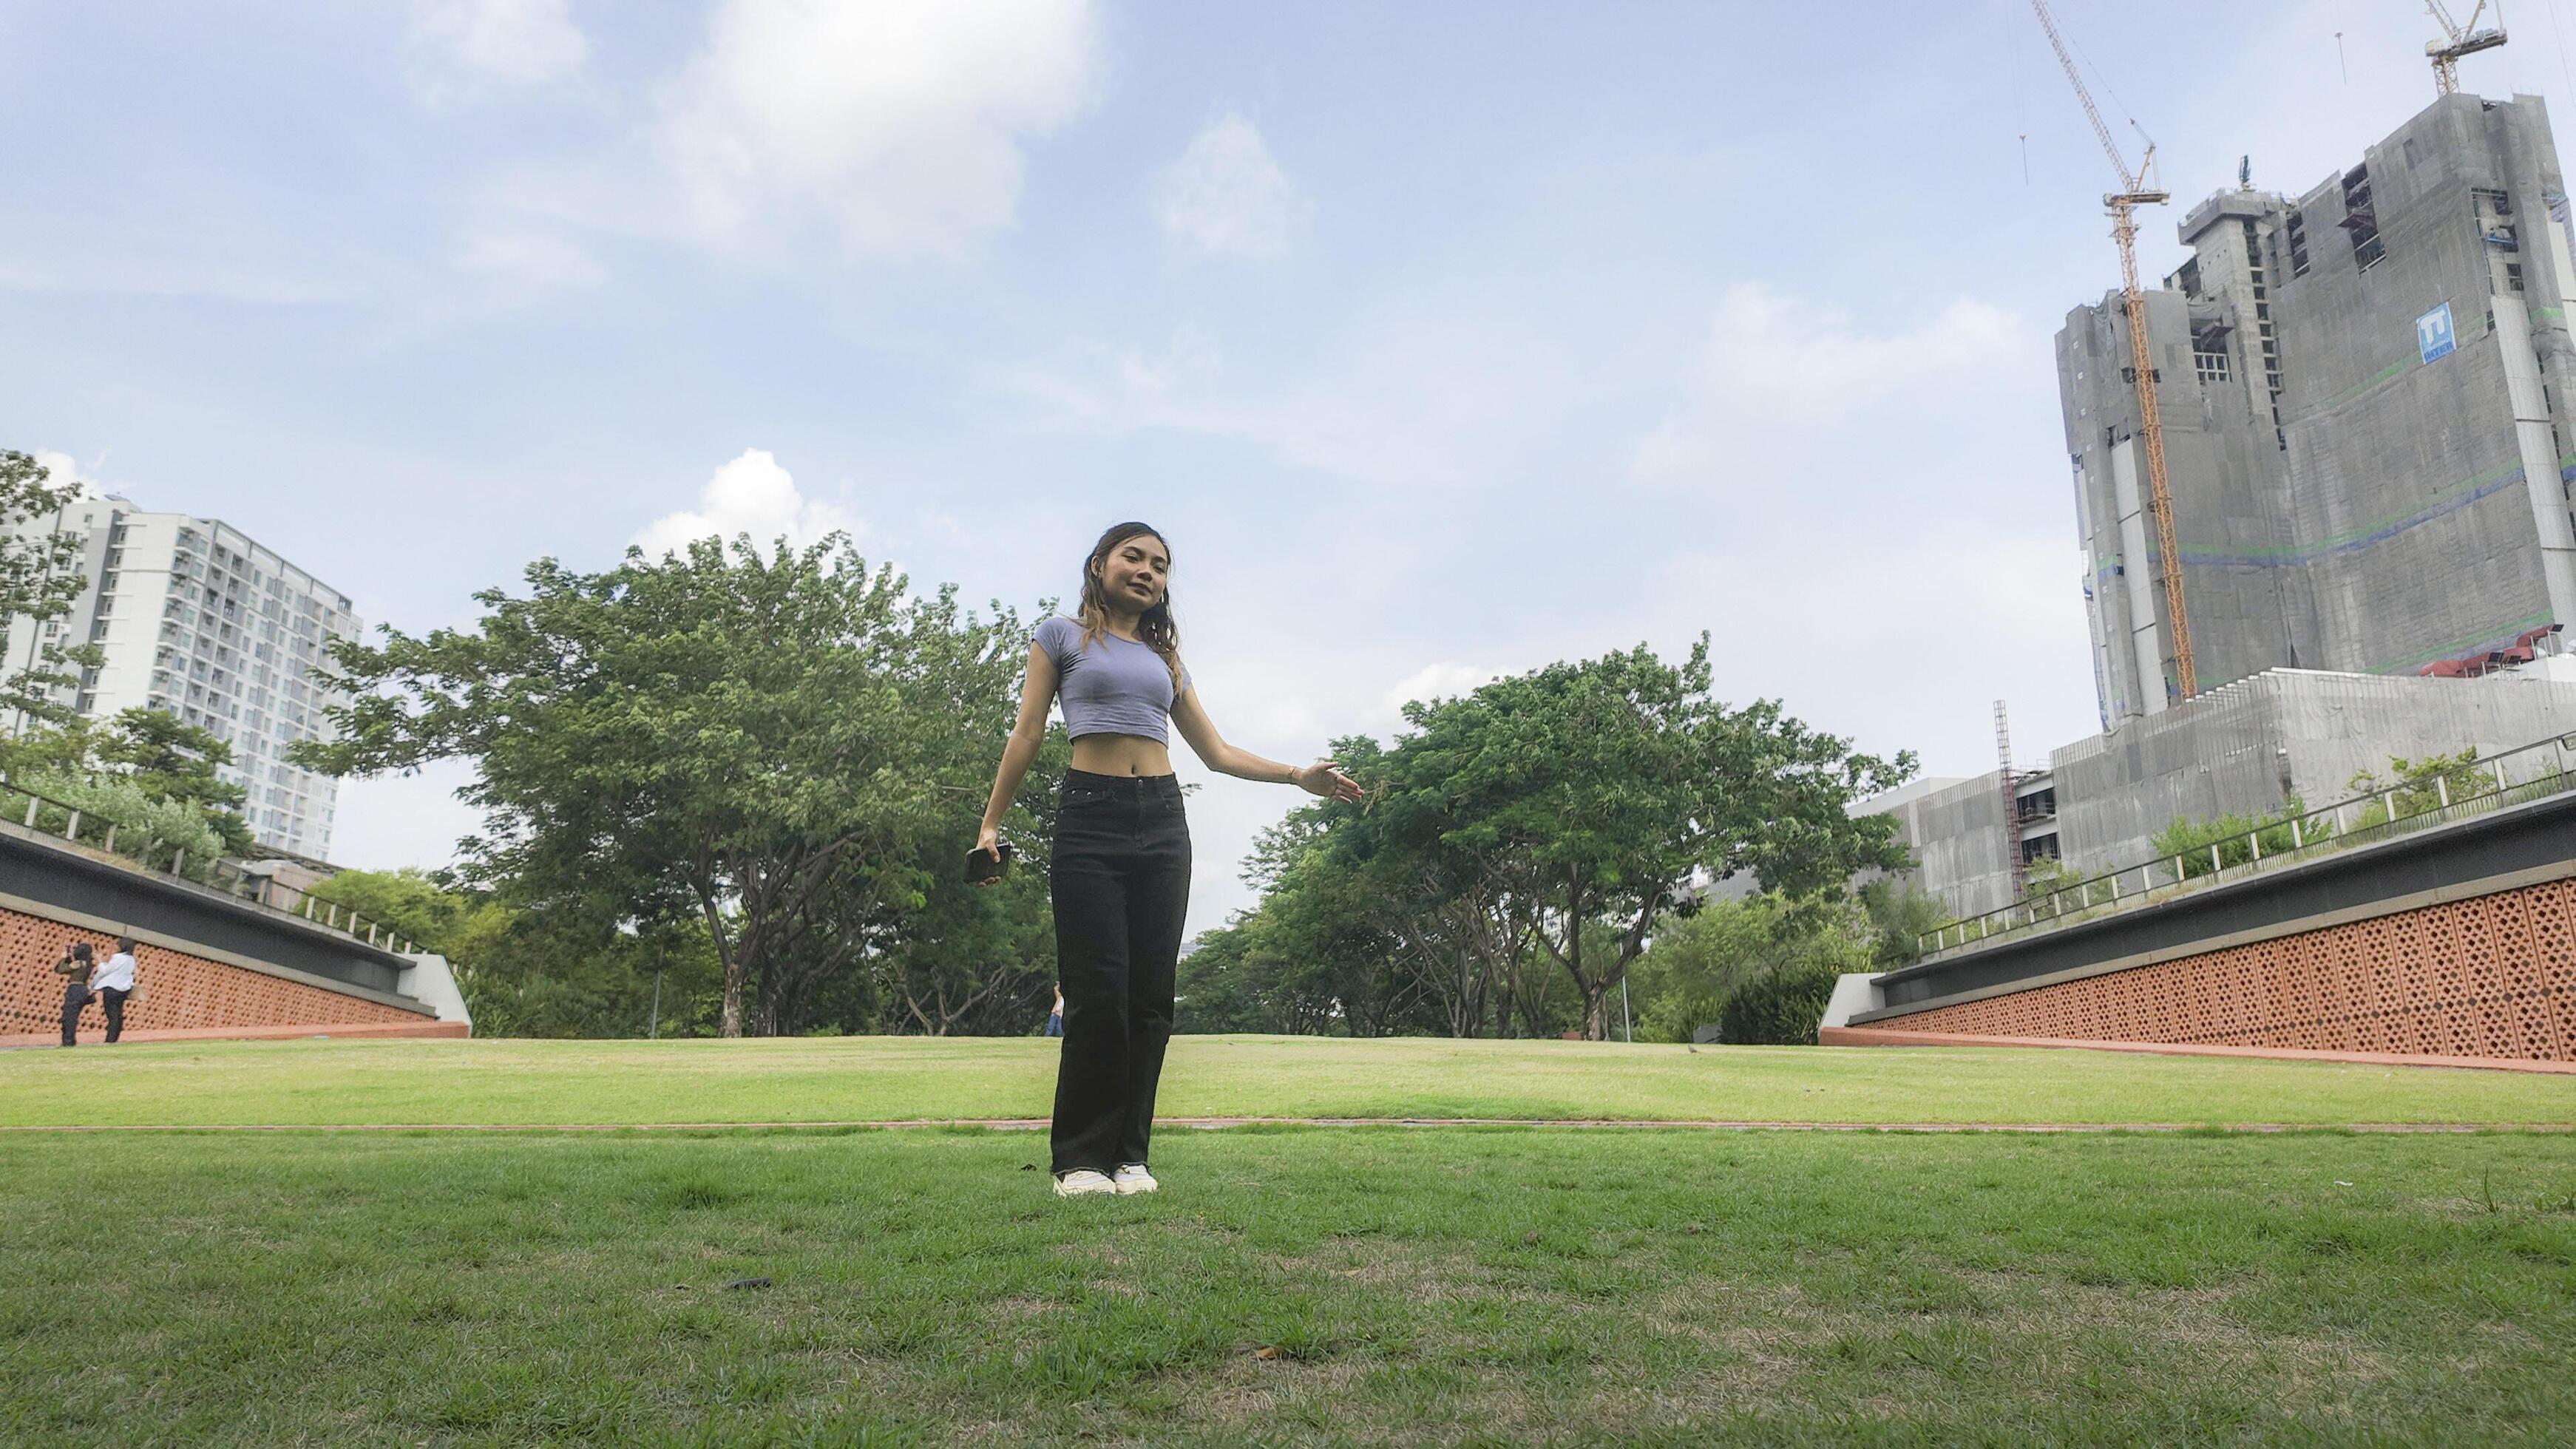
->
xmin=4 ymin=903 xmax=434 ymax=1039
xmin=1888 ymin=878 xmax=2576 ymax=1062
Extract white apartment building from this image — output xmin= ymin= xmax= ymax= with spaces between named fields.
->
xmin=2 ymin=492 xmax=361 ymax=860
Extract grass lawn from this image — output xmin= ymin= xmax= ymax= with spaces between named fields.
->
xmin=5 ymin=1034 xmax=2574 ymax=1128
xmin=5 ymin=1127 xmax=2575 ymax=1445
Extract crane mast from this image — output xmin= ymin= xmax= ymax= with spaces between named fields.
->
xmin=2030 ymin=0 xmax=2194 ymax=703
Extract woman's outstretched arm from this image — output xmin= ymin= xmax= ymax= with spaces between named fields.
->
xmin=1170 ymin=680 xmax=1364 ymax=801
xmin=978 ymin=641 xmax=1061 ymax=859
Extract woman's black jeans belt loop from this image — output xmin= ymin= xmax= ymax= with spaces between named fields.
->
xmin=1048 ymin=769 xmax=1192 ymax=1177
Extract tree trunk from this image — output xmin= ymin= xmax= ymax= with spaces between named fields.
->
xmin=700 ymin=892 xmax=745 ymax=1039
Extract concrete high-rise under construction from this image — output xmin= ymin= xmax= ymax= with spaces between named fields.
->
xmin=1860 ymin=89 xmax=2576 ymax=922
xmin=2059 ymin=91 xmax=2576 ymax=726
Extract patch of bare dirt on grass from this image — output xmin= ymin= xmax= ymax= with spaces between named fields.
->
xmin=1188 ymin=1356 xmax=1372 ymax=1437
xmin=1259 ymin=1238 xmax=1498 ymax=1309
xmin=983 ymin=1295 xmax=1054 ymax=1323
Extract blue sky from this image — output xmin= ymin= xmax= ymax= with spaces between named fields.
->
xmin=7 ymin=0 xmax=2569 ymax=931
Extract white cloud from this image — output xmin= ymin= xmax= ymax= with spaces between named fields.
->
xmin=658 ymin=0 xmax=1098 ymax=257
xmin=453 ymin=228 xmax=606 ymax=288
xmin=1636 ymin=529 xmax=2099 ymax=778
xmin=30 ymin=450 xmax=109 ymax=500
xmin=1155 ymin=112 xmax=1311 ymax=259
xmin=408 ymin=0 xmax=589 ymax=97
xmin=1372 ymin=661 xmax=1497 ymax=722
xmin=632 ymin=449 xmax=865 ymax=557
xmin=331 ymin=759 xmax=483 ymax=873
xmin=1633 ymin=283 xmax=2029 ymax=484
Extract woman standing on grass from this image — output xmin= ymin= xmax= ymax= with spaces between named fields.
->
xmin=975 ymin=522 xmax=1361 ymax=1198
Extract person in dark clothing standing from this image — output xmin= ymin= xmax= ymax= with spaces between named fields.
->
xmin=974 ymin=523 xmax=1362 ymax=1199
xmin=55 ymin=942 xmax=93 ymax=1047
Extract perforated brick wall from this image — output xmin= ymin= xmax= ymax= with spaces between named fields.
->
xmin=4 ymin=903 xmax=433 ymax=1040
xmin=1888 ymin=878 xmax=2576 ymax=1062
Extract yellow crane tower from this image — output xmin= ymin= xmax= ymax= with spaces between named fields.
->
xmin=2426 ymin=2 xmax=2507 ymax=95
xmin=2030 ymin=0 xmax=2194 ymax=702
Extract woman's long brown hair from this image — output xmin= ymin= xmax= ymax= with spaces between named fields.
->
xmin=1077 ymin=521 xmax=1184 ymax=690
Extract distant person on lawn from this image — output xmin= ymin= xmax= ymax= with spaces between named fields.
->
xmin=975 ymin=522 xmax=1362 ymax=1199
xmin=54 ymin=941 xmax=93 ymax=1047
xmin=1045 ymin=983 xmax=1065 ymax=1038
xmin=89 ymin=938 xmax=139 ymax=1044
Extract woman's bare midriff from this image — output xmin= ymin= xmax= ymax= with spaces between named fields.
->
xmin=1069 ymin=733 xmax=1173 ymax=777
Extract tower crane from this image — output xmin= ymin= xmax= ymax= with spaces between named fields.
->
xmin=2426 ymin=2 xmax=2506 ymax=96
xmin=2030 ymin=0 xmax=2195 ymax=701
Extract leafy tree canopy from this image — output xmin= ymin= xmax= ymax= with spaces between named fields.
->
xmin=293 ymin=535 xmax=1050 ymax=1036
xmin=0 ymin=449 xmax=101 ymax=771
xmin=1193 ymin=637 xmax=1914 ymax=1041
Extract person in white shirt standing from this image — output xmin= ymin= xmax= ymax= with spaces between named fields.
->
xmin=87 ymin=937 xmax=138 ymax=1045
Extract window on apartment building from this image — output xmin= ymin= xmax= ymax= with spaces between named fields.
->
xmin=2508 ymin=261 xmax=2526 ymax=291
xmin=2194 ymin=349 xmax=2232 ymax=381
xmin=2342 ymin=164 xmax=2384 ymax=270
xmin=2287 ymin=209 xmax=2311 ymax=276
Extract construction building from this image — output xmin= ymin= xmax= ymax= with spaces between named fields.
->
xmin=1868 ymin=90 xmax=2576 ymax=920
xmin=1 ymin=490 xmax=361 ymax=859
xmin=2063 ymin=91 xmax=2576 ymax=724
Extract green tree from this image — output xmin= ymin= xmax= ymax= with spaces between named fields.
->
xmin=1172 ymin=908 xmax=1360 ymax=1036
xmin=0 ymin=449 xmax=101 ymax=773
xmin=305 ymin=866 xmax=725 ymax=1039
xmin=1372 ymin=638 xmax=1912 ymax=1039
xmin=1628 ymin=895 xmax=1873 ymax=1044
xmin=294 ymin=536 xmax=1045 ymax=1037
xmin=92 ymin=707 xmax=255 ymax=853
xmin=2152 ymin=795 xmax=2319 ymax=880
xmin=871 ymin=802 xmax=1062 ymax=1035
xmin=1856 ymin=878 xmax=1948 ymax=967
xmin=2348 ymin=748 xmax=2495 ymax=824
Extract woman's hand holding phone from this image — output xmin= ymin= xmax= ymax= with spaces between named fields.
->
xmin=968 ymin=823 xmax=1013 ymax=886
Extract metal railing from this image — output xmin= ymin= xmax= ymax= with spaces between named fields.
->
xmin=1916 ymin=730 xmax=2576 ymax=958
xmin=0 ymin=776 xmax=422 ymax=957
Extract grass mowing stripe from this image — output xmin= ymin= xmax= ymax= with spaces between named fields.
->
xmin=7 ymin=1035 xmax=2572 ymax=1127
xmin=1 ymin=1117 xmax=2569 ymax=1134
xmin=4 ymin=1129 xmax=2573 ymax=1445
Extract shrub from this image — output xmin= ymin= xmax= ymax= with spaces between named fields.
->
xmin=2152 ymin=795 xmax=2321 ymax=880
xmin=1717 ymin=963 xmax=1842 ymax=1046
xmin=11 ymin=770 xmax=225 ymax=874
xmin=1632 ymin=895 xmax=1873 ymax=1043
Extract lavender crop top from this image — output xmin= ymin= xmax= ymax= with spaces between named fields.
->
xmin=1034 ymin=616 xmax=1192 ymax=744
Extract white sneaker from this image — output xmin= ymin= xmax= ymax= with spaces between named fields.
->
xmin=1113 ymin=1164 xmax=1159 ymax=1195
xmin=1054 ymin=1169 xmax=1116 ymax=1198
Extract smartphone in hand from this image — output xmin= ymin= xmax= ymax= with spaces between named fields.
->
xmin=966 ymin=842 xmax=1015 ymax=884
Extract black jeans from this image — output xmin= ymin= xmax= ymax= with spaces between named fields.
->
xmin=1049 ymin=770 xmax=1191 ymax=1176
xmin=99 ymin=987 xmax=129 ymax=1043
xmin=60 ymin=982 xmax=89 ymax=1047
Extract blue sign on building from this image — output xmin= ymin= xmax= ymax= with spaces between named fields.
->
xmin=2417 ymin=301 xmax=2457 ymax=364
